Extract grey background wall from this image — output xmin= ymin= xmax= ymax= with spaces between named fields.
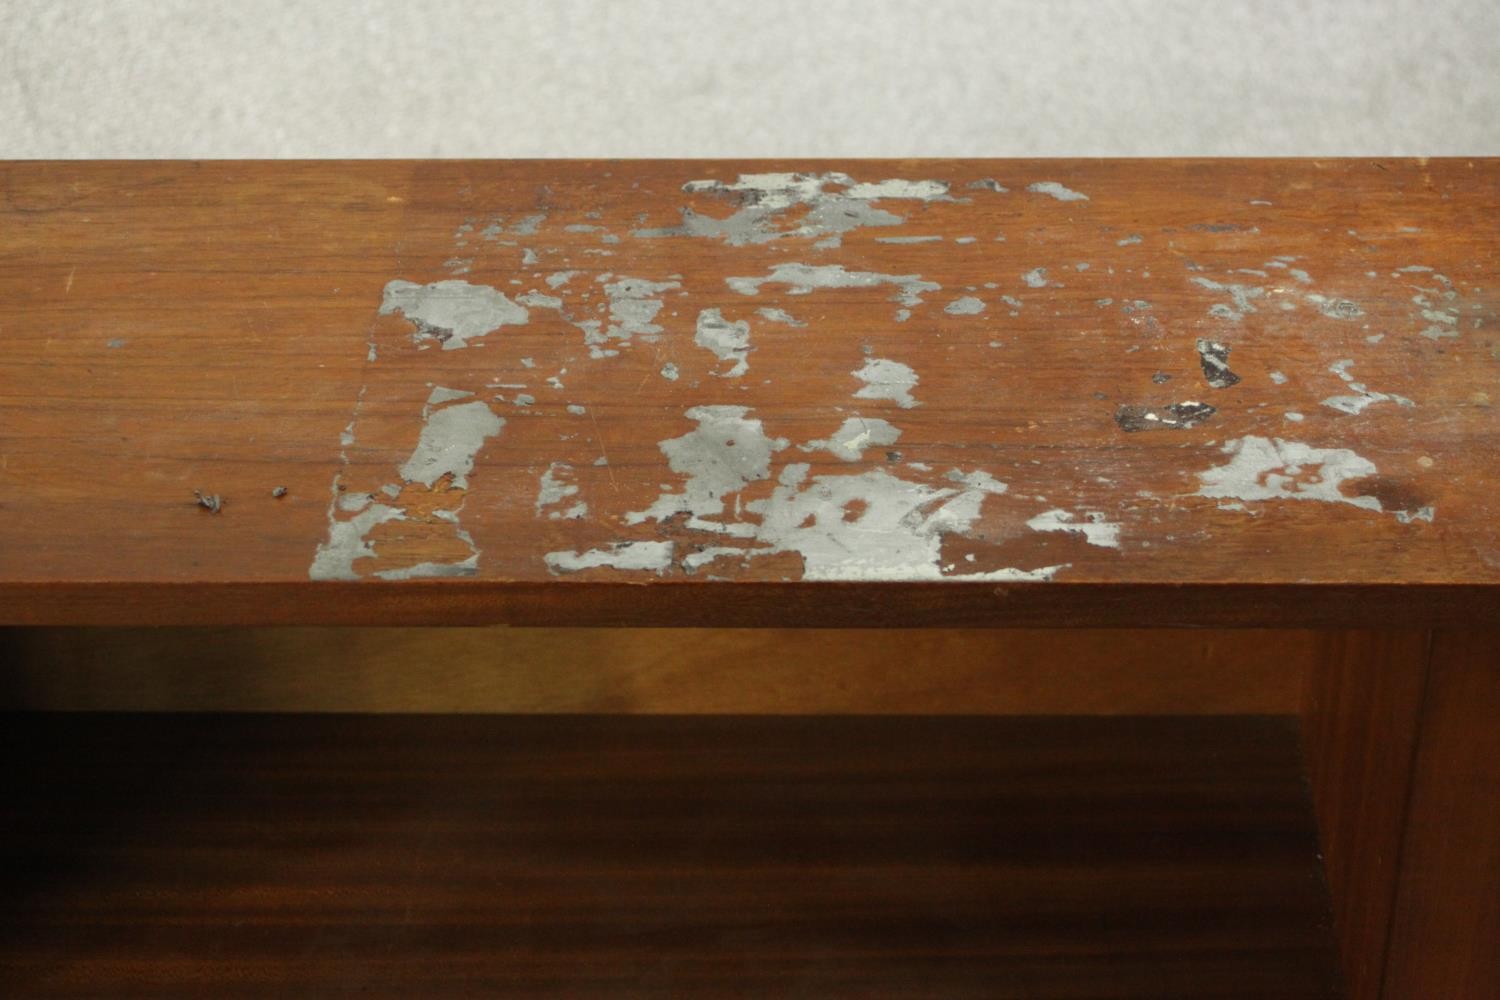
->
xmin=2 ymin=0 xmax=1497 ymax=158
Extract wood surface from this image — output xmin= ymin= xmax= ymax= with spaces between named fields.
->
xmin=0 ymin=712 xmax=1341 ymax=998
xmin=0 ymin=626 xmax=1309 ymax=714
xmin=1300 ymin=630 xmax=1430 ymax=1000
xmin=1381 ymin=631 xmax=1500 ymax=998
xmin=2 ymin=159 xmax=1498 ymax=626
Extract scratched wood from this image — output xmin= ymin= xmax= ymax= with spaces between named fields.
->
xmin=1 ymin=160 xmax=1496 ymax=626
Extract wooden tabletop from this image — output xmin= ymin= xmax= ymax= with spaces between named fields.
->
xmin=1 ymin=160 xmax=1496 ymax=626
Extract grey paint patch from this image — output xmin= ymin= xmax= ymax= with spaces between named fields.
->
xmin=1022 ymin=267 xmax=1049 ymax=289
xmin=746 ymin=467 xmax=1061 ymax=582
xmin=727 ymin=263 xmax=940 ymax=314
xmin=1115 ymin=401 xmax=1216 ymax=432
xmin=634 ymin=172 xmax=948 ymax=247
xmin=106 ymin=338 xmax=127 ymax=349
xmin=802 ymin=417 xmax=902 ymax=461
xmin=755 ymin=307 xmax=804 ymax=327
xmin=1321 ymin=359 xmax=1415 ymax=414
xmin=1306 ymin=294 xmax=1365 ymax=320
xmin=517 ymin=291 xmax=562 ymax=309
xmin=968 ymin=178 xmax=1008 ymax=192
xmin=546 ymin=270 xmax=581 ymax=288
xmin=399 ymin=397 xmax=504 ymax=488
xmin=1027 ymin=181 xmax=1089 ymax=202
xmin=876 ymin=235 xmax=943 ymax=244
xmin=309 ymin=501 xmax=404 ymax=580
xmin=1196 ymin=339 xmax=1241 ymax=388
xmin=944 ymin=296 xmax=985 ymax=316
xmin=660 ymin=362 xmax=680 ymax=381
xmin=577 ymin=277 xmax=681 ymax=358
xmin=380 ymin=279 xmax=529 ymax=350
xmin=694 ymin=308 xmax=752 ymax=377
xmin=426 ymin=386 xmax=474 ymax=406
xmin=1026 ymin=509 xmax=1121 ymax=548
xmin=853 ymin=358 xmax=920 ymax=409
xmin=626 ymin=405 xmax=788 ymax=534
xmin=1269 ymin=371 xmax=1289 ymax=385
xmin=536 ymin=462 xmax=585 ymax=519
xmin=545 ymin=541 xmax=674 ymax=575
xmin=1190 ymin=276 xmax=1264 ymax=321
xmin=1117 ymin=235 xmax=1143 ymax=247
xmin=375 ymin=557 xmax=479 ymax=580
xmin=1197 ymin=436 xmax=1381 ymax=512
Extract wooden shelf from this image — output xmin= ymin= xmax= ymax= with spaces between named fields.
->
xmin=0 ymin=713 xmax=1340 ymax=997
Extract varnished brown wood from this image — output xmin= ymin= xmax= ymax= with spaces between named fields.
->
xmin=0 ymin=626 xmax=1309 ymax=714
xmin=0 ymin=713 xmax=1341 ymax=998
xmin=1300 ymin=631 xmax=1430 ymax=1000
xmin=1382 ymin=631 xmax=1500 ymax=998
xmin=2 ymin=160 xmax=1498 ymax=627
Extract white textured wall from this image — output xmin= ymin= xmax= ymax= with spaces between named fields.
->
xmin=2 ymin=0 xmax=1498 ymax=157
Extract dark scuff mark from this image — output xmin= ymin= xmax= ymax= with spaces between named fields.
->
xmin=1152 ymin=371 xmax=1172 ymax=384
xmin=1196 ymin=339 xmax=1240 ymax=388
xmin=1115 ymin=401 xmax=1217 ymax=432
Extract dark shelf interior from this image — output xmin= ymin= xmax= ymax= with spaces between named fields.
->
xmin=1 ymin=714 xmax=1341 ymax=998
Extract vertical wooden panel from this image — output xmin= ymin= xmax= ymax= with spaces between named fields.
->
xmin=1382 ymin=631 xmax=1500 ymax=999
xmin=1301 ymin=631 xmax=1430 ymax=1000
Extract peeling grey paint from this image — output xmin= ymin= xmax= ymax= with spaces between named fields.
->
xmin=1197 ymin=436 xmax=1381 ymax=512
xmin=745 ymin=467 xmax=1060 ymax=582
xmin=634 ymin=172 xmax=950 ymax=247
xmin=399 ymin=396 xmax=504 ymax=488
xmin=625 ymin=406 xmax=787 ymax=533
xmin=536 ymin=461 xmax=585 ymax=518
xmin=802 ymin=416 xmax=902 ymax=461
xmin=854 ymin=358 xmax=920 ymax=409
xmin=1027 ymin=181 xmax=1089 ymax=202
xmin=944 ymin=296 xmax=985 ymax=316
xmin=1190 ymin=276 xmax=1264 ymax=321
xmin=545 ymin=540 xmax=674 ymax=574
xmin=727 ymin=263 xmax=940 ymax=314
xmin=309 ymin=501 xmax=404 ymax=580
xmin=576 ymin=276 xmax=681 ymax=358
xmin=1022 ymin=267 xmax=1049 ymax=289
xmin=755 ymin=307 xmax=804 ymax=327
xmin=380 ymin=279 xmax=529 ymax=350
xmin=694 ymin=308 xmax=751 ymax=377
xmin=1321 ymin=359 xmax=1415 ymax=414
xmin=1026 ymin=509 xmax=1121 ymax=548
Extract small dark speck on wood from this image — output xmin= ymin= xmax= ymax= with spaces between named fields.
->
xmin=193 ymin=490 xmax=223 ymax=514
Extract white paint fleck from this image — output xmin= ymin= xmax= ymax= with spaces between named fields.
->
xmin=944 ymin=296 xmax=985 ymax=316
xmin=660 ymin=362 xmax=680 ymax=381
xmin=1022 ymin=267 xmax=1049 ymax=289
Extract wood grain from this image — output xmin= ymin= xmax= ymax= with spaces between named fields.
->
xmin=0 ymin=626 xmax=1311 ymax=714
xmin=2 ymin=160 xmax=1498 ymax=627
xmin=1382 ymin=631 xmax=1500 ymax=998
xmin=0 ymin=713 xmax=1341 ymax=998
xmin=1300 ymin=630 xmax=1430 ymax=1000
